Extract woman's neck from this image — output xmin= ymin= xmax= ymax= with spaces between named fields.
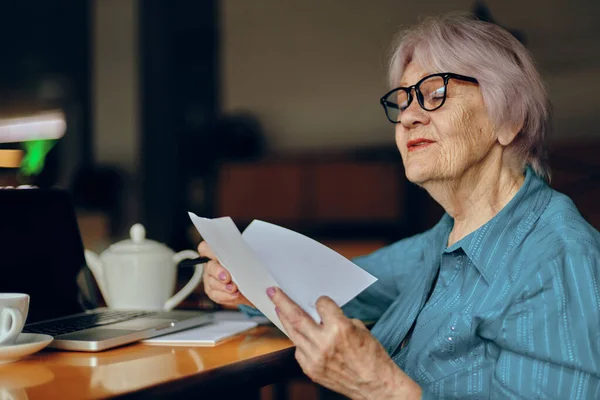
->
xmin=423 ymin=155 xmax=525 ymax=247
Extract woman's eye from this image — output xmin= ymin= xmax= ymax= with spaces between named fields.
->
xmin=428 ymin=87 xmax=445 ymax=100
xmin=399 ymin=100 xmax=409 ymax=111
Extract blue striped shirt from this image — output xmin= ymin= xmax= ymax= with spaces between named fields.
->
xmin=343 ymin=167 xmax=600 ymax=398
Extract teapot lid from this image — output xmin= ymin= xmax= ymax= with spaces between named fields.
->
xmin=109 ymin=224 xmax=171 ymax=254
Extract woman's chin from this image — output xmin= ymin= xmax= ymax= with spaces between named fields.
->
xmin=404 ymin=165 xmax=435 ymax=185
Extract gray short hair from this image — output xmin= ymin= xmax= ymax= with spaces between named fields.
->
xmin=389 ymin=14 xmax=552 ymax=181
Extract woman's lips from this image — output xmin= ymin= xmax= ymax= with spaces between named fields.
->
xmin=407 ymin=138 xmax=435 ymax=152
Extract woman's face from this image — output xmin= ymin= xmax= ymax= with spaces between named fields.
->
xmin=395 ymin=62 xmax=497 ymax=185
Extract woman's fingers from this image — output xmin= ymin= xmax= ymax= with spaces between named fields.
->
xmin=199 ymin=241 xmax=232 ymax=284
xmin=197 ymin=241 xmax=255 ymax=308
xmin=204 ymin=274 xmax=254 ymax=306
xmin=197 ymin=241 xmax=217 ymax=259
xmin=205 ymin=275 xmax=238 ymax=294
xmin=205 ymin=275 xmax=239 ymax=299
xmin=269 ymin=287 xmax=320 ymax=342
xmin=204 ymin=259 xmax=232 ymax=284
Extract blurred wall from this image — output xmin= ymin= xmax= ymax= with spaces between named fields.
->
xmin=222 ymin=0 xmax=600 ymax=152
xmin=92 ymin=0 xmax=140 ymax=229
xmin=89 ymin=0 xmax=600 ymax=173
xmin=92 ymin=0 xmax=139 ymax=175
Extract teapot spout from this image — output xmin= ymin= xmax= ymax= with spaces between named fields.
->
xmin=84 ymin=250 xmax=111 ymax=307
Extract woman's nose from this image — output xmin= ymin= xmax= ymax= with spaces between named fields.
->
xmin=400 ymin=100 xmax=429 ymax=129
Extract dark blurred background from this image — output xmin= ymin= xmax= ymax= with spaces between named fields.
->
xmin=0 ymin=0 xmax=599 ymax=264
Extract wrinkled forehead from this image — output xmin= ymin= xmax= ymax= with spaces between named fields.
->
xmin=398 ymin=63 xmax=434 ymax=87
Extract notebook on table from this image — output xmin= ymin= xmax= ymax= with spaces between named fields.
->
xmin=0 ymin=189 xmax=212 ymax=352
xmin=142 ymin=320 xmax=258 ymax=346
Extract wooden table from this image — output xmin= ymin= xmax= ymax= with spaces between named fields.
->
xmin=0 ymin=327 xmax=300 ymax=399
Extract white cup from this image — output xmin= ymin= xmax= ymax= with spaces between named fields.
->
xmin=0 ymin=293 xmax=29 ymax=346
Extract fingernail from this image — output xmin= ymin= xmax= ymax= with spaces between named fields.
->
xmin=266 ymin=287 xmax=276 ymax=298
xmin=226 ymin=283 xmax=234 ymax=291
xmin=275 ymin=306 xmax=281 ymax=315
xmin=219 ymin=272 xmax=227 ymax=281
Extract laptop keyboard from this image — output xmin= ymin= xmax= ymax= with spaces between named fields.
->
xmin=23 ymin=310 xmax=157 ymax=336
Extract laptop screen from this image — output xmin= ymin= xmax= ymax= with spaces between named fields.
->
xmin=0 ymin=189 xmax=85 ymax=323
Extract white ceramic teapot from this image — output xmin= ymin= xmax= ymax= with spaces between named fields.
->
xmin=84 ymin=223 xmax=203 ymax=311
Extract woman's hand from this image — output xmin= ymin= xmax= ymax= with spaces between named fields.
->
xmin=197 ymin=241 xmax=254 ymax=308
xmin=267 ymin=287 xmax=421 ymax=400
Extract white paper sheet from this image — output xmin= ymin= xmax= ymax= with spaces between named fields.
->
xmin=189 ymin=215 xmax=285 ymax=334
xmin=188 ymin=213 xmax=377 ymax=336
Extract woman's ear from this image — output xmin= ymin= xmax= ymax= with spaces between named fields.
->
xmin=497 ymin=120 xmax=524 ymax=146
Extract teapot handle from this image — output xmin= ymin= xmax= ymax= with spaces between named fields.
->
xmin=163 ymin=250 xmax=204 ymax=311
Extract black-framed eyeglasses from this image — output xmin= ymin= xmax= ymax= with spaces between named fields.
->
xmin=379 ymin=72 xmax=478 ymax=124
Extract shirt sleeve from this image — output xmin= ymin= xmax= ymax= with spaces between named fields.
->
xmin=485 ymin=250 xmax=600 ymax=399
xmin=341 ymin=232 xmax=430 ymax=323
xmin=238 ymin=304 xmax=264 ymax=317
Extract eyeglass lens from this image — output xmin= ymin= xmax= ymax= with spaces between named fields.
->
xmin=384 ymin=75 xmax=446 ymax=123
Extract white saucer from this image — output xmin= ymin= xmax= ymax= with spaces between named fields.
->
xmin=0 ymin=333 xmax=53 ymax=365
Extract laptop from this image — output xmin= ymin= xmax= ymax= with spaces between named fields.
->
xmin=0 ymin=188 xmax=212 ymax=352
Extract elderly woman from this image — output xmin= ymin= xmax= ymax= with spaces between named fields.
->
xmin=198 ymin=14 xmax=600 ymax=399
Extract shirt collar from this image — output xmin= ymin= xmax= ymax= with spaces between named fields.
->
xmin=442 ymin=167 xmax=553 ymax=283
